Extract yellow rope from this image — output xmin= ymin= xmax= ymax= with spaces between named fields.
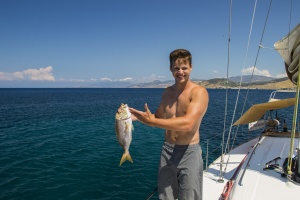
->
xmin=287 ymin=56 xmax=300 ymax=174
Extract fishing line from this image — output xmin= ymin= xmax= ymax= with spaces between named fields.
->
xmin=219 ymin=0 xmax=233 ymax=182
xmin=145 ymin=187 xmax=157 ymax=200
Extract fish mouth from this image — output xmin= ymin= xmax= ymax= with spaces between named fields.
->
xmin=115 ymin=103 xmax=131 ymax=120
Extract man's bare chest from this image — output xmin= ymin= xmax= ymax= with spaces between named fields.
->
xmin=163 ymin=95 xmax=190 ymax=117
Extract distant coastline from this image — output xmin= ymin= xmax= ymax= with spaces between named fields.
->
xmin=0 ymin=75 xmax=295 ymax=89
xmin=127 ymin=76 xmax=295 ymax=90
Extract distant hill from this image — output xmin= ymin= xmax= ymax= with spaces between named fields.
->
xmin=127 ymin=76 xmax=295 ymax=90
xmin=229 ymin=75 xmax=275 ymax=83
xmin=196 ymin=77 xmax=294 ymax=90
xmin=128 ymin=80 xmax=174 ymax=88
xmin=240 ymin=77 xmax=294 ymax=90
xmin=80 ymin=75 xmax=295 ymax=89
xmin=81 ymin=80 xmax=134 ymax=88
xmin=197 ymin=78 xmax=239 ymax=88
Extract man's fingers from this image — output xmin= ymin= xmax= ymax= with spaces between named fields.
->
xmin=144 ymin=103 xmax=152 ymax=117
xmin=129 ymin=107 xmax=138 ymax=113
xmin=131 ymin=114 xmax=138 ymax=121
xmin=144 ymin=103 xmax=149 ymax=112
xmin=129 ymin=108 xmax=140 ymax=117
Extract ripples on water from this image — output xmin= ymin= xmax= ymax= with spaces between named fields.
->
xmin=0 ymin=88 xmax=296 ymax=199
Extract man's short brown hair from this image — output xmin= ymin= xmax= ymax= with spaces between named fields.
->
xmin=169 ymin=49 xmax=192 ymax=69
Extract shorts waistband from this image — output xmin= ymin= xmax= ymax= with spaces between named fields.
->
xmin=163 ymin=141 xmax=200 ymax=150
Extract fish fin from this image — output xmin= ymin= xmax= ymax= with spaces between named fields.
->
xmin=131 ymin=123 xmax=134 ymax=133
xmin=125 ymin=122 xmax=133 ymax=133
xmin=119 ymin=152 xmax=133 ymax=166
xmin=125 ymin=122 xmax=129 ymax=132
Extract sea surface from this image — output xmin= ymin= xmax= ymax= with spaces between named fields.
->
xmin=0 ymin=88 xmax=296 ymax=200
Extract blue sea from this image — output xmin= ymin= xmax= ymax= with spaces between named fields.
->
xmin=0 ymin=88 xmax=296 ymax=200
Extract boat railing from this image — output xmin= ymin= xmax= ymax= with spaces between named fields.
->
xmin=203 ymin=139 xmax=224 ymax=171
xmin=202 ymin=124 xmax=267 ymax=172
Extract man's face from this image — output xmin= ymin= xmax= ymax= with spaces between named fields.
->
xmin=170 ymin=59 xmax=192 ymax=83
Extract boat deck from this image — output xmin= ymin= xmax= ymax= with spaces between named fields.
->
xmin=203 ymin=137 xmax=259 ymax=199
xmin=203 ymin=133 xmax=300 ymax=199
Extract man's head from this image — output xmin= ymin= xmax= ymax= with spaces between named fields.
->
xmin=169 ymin=49 xmax=192 ymax=70
xmin=169 ymin=49 xmax=193 ymax=83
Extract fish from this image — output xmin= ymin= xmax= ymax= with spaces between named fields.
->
xmin=115 ymin=103 xmax=134 ymax=166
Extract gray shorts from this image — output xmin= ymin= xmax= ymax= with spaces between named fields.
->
xmin=158 ymin=142 xmax=203 ymax=200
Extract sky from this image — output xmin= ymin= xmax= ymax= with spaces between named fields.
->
xmin=0 ymin=0 xmax=300 ymax=88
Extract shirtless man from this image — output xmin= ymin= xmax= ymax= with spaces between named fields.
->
xmin=129 ymin=49 xmax=209 ymax=200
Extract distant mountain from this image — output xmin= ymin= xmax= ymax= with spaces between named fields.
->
xmin=80 ymin=76 xmax=293 ymax=89
xmin=229 ymin=75 xmax=275 ymax=83
xmin=197 ymin=78 xmax=239 ymax=88
xmin=128 ymin=80 xmax=174 ymax=88
xmin=125 ymin=76 xmax=294 ymax=90
xmin=196 ymin=77 xmax=293 ymax=89
xmin=81 ymin=80 xmax=134 ymax=88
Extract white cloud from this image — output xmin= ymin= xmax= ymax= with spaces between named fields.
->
xmin=241 ymin=66 xmax=272 ymax=77
xmin=0 ymin=66 xmax=55 ymax=81
xmin=69 ymin=79 xmax=85 ymax=82
xmin=119 ymin=77 xmax=133 ymax=81
xmin=99 ymin=74 xmax=167 ymax=83
xmin=13 ymin=72 xmax=24 ymax=79
xmin=274 ymin=73 xmax=287 ymax=78
xmin=0 ymin=72 xmax=14 ymax=81
xmin=145 ymin=74 xmax=167 ymax=82
xmin=213 ymin=70 xmax=219 ymax=74
xmin=100 ymin=77 xmax=112 ymax=81
xmin=23 ymin=66 xmax=55 ymax=81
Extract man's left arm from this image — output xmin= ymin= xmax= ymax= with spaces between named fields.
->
xmin=129 ymin=87 xmax=208 ymax=131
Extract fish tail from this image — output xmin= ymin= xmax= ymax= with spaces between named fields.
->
xmin=119 ymin=151 xmax=133 ymax=166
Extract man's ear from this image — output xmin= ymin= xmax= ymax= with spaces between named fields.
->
xmin=190 ymin=64 xmax=193 ymax=70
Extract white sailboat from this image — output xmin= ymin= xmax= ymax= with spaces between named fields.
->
xmin=203 ymin=2 xmax=300 ymax=200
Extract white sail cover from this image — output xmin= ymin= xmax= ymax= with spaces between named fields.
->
xmin=274 ymin=23 xmax=300 ymax=84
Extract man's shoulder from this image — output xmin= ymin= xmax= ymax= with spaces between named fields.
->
xmin=191 ymin=83 xmax=207 ymax=92
xmin=163 ymin=85 xmax=175 ymax=93
xmin=190 ymin=84 xmax=208 ymax=99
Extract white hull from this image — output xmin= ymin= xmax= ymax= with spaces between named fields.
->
xmin=203 ymin=132 xmax=300 ymax=199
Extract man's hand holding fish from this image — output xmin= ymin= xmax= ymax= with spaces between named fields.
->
xmin=129 ymin=103 xmax=155 ymax=126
